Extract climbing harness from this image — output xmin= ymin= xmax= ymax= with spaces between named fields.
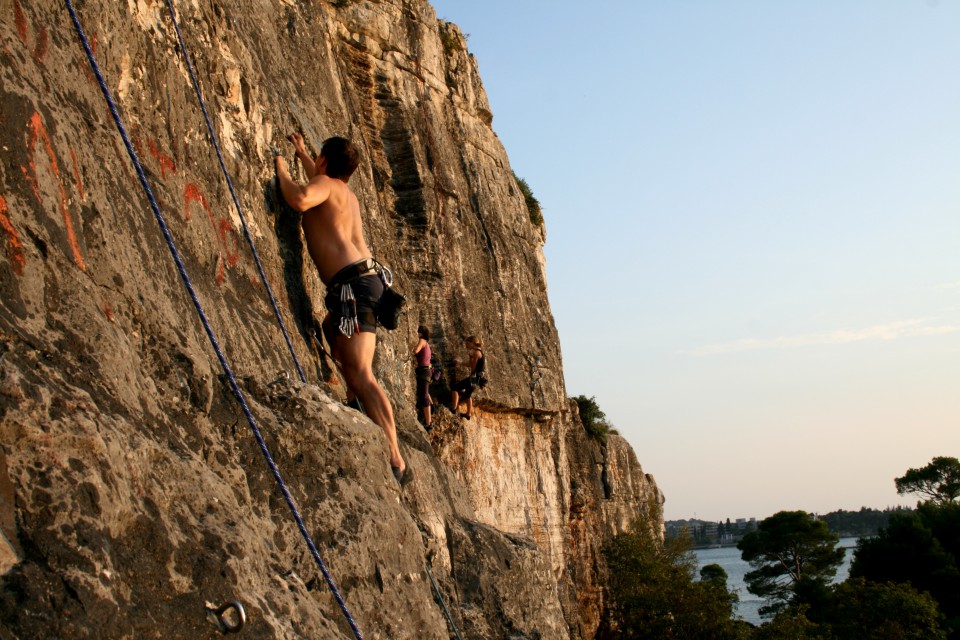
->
xmin=425 ymin=562 xmax=463 ymax=640
xmin=162 ymin=0 xmax=306 ymax=384
xmin=63 ymin=3 xmax=363 ymax=638
xmin=326 ymin=258 xmax=374 ymax=338
xmin=327 ymin=259 xmax=404 ymax=336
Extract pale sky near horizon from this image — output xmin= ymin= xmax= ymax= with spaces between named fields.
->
xmin=430 ymin=1 xmax=960 ymax=522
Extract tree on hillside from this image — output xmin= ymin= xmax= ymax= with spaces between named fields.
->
xmin=751 ymin=606 xmax=821 ymax=640
xmin=818 ymin=577 xmax=946 ymax=640
xmin=895 ymin=456 xmax=960 ymax=504
xmin=600 ymin=503 xmax=745 ymax=639
xmin=754 ymin=576 xmax=946 ymax=640
xmin=848 ymin=458 xmax=960 ymax=638
xmin=737 ymin=510 xmax=844 ymax=617
xmin=817 ymin=506 xmax=908 ymax=537
xmin=700 ymin=564 xmax=730 ymax=588
xmin=851 ymin=502 xmax=960 ymax=636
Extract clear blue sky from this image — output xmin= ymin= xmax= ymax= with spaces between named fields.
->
xmin=430 ymin=0 xmax=960 ymax=522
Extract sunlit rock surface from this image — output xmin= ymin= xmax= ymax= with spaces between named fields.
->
xmin=0 ymin=1 xmax=662 ymax=637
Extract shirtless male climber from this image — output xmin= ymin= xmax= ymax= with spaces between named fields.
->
xmin=275 ymin=134 xmax=408 ymax=484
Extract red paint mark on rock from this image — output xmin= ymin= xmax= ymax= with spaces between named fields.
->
xmin=102 ymin=300 xmax=114 ymax=322
xmin=69 ymin=146 xmax=86 ymax=202
xmin=20 ymin=162 xmax=41 ymax=205
xmin=25 ymin=112 xmax=86 ymax=271
xmin=183 ymin=183 xmax=207 ymax=222
xmin=218 ymin=217 xmax=240 ymax=267
xmin=183 ymin=183 xmax=242 ymax=285
xmin=32 ymin=25 xmax=47 ymax=63
xmin=13 ymin=0 xmax=27 ymax=46
xmin=130 ymin=134 xmax=144 ymax=161
xmin=0 ymin=196 xmax=26 ymax=276
xmin=81 ymin=33 xmax=98 ymax=85
xmin=184 ymin=182 xmax=225 ymax=282
xmin=147 ymin=139 xmax=176 ymax=179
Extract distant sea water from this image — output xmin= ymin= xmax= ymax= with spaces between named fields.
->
xmin=694 ymin=537 xmax=859 ymax=626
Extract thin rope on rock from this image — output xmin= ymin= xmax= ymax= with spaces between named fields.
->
xmin=63 ymin=2 xmax=362 ymax=637
xmin=163 ymin=0 xmax=306 ymax=384
xmin=426 ymin=562 xmax=464 ymax=640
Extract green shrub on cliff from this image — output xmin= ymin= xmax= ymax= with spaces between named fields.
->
xmin=513 ymin=172 xmax=543 ymax=227
xmin=439 ymin=28 xmax=462 ymax=56
xmin=572 ymin=395 xmax=610 ymax=442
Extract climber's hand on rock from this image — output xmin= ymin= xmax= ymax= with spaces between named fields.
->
xmin=288 ymin=132 xmax=308 ymax=155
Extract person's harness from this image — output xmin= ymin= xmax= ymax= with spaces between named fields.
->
xmin=328 ymin=258 xmax=397 ymax=337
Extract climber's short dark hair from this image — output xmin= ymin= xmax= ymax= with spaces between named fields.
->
xmin=321 ymin=136 xmax=360 ymax=181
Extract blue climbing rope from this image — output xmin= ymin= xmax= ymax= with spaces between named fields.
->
xmin=63 ymin=3 xmax=363 ymax=638
xmin=162 ymin=0 xmax=306 ymax=385
xmin=426 ymin=562 xmax=464 ymax=640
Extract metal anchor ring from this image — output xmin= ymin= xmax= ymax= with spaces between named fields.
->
xmin=214 ymin=600 xmax=246 ymax=634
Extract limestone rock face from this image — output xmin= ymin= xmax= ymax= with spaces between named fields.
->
xmin=0 ymin=1 xmax=663 ymax=638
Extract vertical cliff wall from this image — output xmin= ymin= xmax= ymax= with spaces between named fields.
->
xmin=0 ymin=1 xmax=663 ymax=637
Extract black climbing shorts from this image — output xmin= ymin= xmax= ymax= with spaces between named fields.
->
xmin=416 ymin=367 xmax=431 ymax=408
xmin=452 ymin=376 xmax=476 ymax=400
